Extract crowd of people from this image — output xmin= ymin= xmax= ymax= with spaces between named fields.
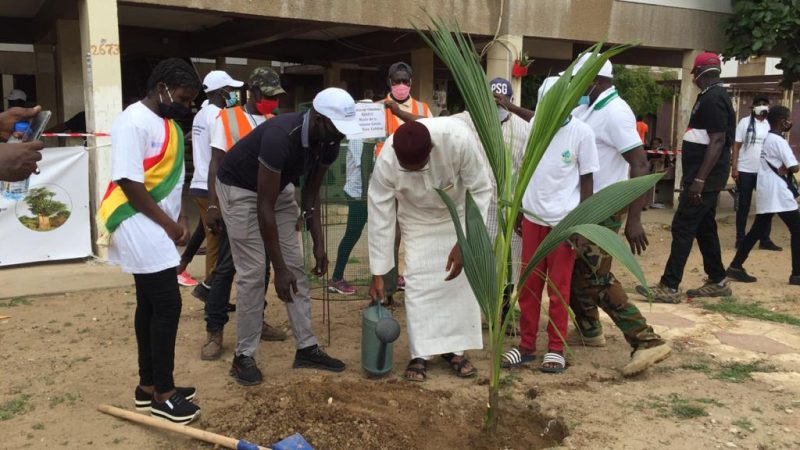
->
xmin=1 ymin=50 xmax=796 ymax=426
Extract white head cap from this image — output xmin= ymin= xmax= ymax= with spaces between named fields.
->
xmin=537 ymin=76 xmax=560 ymax=101
xmin=202 ymin=70 xmax=244 ymax=93
xmin=312 ymin=87 xmax=362 ymax=137
xmin=8 ymin=89 xmax=26 ymax=102
xmin=560 ymin=53 xmax=613 ymax=79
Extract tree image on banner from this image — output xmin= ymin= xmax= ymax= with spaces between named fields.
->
xmin=16 ymin=186 xmax=72 ymax=232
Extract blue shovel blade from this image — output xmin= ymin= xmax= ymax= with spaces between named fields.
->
xmin=271 ymin=433 xmax=314 ymax=450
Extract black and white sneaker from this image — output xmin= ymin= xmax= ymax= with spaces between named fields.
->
xmin=293 ymin=345 xmax=346 ymax=372
xmin=230 ymin=354 xmax=263 ymax=386
xmin=134 ymin=386 xmax=196 ymax=411
xmin=191 ymin=283 xmax=210 ymax=303
xmin=150 ymin=392 xmax=200 ymax=424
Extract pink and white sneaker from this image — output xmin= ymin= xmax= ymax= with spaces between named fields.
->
xmin=177 ymin=270 xmax=199 ymax=287
xmin=327 ymin=279 xmax=356 ymax=295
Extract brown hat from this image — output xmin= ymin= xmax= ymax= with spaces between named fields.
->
xmin=393 ymin=121 xmax=431 ymax=166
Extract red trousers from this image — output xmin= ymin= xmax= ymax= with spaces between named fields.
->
xmin=518 ymin=219 xmax=576 ymax=353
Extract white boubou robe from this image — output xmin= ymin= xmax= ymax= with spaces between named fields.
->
xmin=368 ymin=117 xmax=492 ymax=358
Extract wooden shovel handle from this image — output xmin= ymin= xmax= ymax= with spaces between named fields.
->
xmin=96 ymin=404 xmax=270 ymax=450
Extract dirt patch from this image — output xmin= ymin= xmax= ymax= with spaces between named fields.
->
xmin=198 ymin=377 xmax=566 ymax=450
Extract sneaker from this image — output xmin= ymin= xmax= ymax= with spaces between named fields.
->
xmin=261 ymin=322 xmax=287 ymax=341
xmin=759 ymin=241 xmax=783 ymax=251
xmin=789 ymin=275 xmax=800 ymax=286
xmin=397 ymin=276 xmax=406 ymax=291
xmin=726 ymin=266 xmax=757 ymax=283
xmin=650 ymin=202 xmax=665 ymax=209
xmin=328 ymin=279 xmax=356 ymax=295
xmin=191 ymin=283 xmax=210 ymax=302
xmin=686 ymin=280 xmax=732 ymax=298
xmin=636 ymin=283 xmax=683 ymax=304
xmin=201 ymin=330 xmax=223 ymax=361
xmin=229 ymin=354 xmax=263 ymax=386
xmin=134 ymin=386 xmax=196 ymax=411
xmin=150 ymin=391 xmax=200 ymax=424
xmin=293 ymin=345 xmax=346 ymax=372
xmin=621 ymin=343 xmax=672 ymax=377
xmin=177 ymin=271 xmax=198 ymax=287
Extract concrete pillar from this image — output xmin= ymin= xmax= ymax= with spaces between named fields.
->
xmin=411 ymin=48 xmax=434 ymax=109
xmin=486 ymin=34 xmax=524 ymax=106
xmin=674 ymin=49 xmax=701 ymax=203
xmin=56 ymin=20 xmax=85 ymax=125
xmin=1 ymin=74 xmax=12 ymax=109
xmin=78 ymin=0 xmax=123 ymax=256
xmin=34 ymin=44 xmax=59 ymax=117
xmin=323 ymin=63 xmax=345 ymax=89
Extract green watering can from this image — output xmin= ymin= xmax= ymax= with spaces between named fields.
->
xmin=361 ymin=303 xmax=400 ymax=377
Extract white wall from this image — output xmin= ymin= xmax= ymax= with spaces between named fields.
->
xmin=616 ymin=0 xmax=733 ymax=14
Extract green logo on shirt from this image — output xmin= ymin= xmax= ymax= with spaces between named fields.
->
xmin=561 ymin=150 xmax=573 ymax=165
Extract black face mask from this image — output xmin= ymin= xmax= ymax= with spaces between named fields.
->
xmin=158 ymin=88 xmax=190 ymax=120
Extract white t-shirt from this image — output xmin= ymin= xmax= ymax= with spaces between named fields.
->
xmin=756 ymin=132 xmax=799 ymax=214
xmin=343 ymin=138 xmax=364 ymax=198
xmin=734 ymin=116 xmax=770 ymax=174
xmin=523 ymin=117 xmax=599 ymax=226
xmin=108 ymin=102 xmax=184 ymax=274
xmin=210 ymin=107 xmax=267 ymax=152
xmin=190 ymin=103 xmax=221 ymax=192
xmin=573 ymin=87 xmax=642 ymax=192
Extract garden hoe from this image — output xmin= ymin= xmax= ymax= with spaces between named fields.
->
xmin=97 ymin=404 xmax=313 ymax=450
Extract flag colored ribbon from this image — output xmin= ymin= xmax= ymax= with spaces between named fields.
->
xmin=96 ymin=119 xmax=183 ymax=245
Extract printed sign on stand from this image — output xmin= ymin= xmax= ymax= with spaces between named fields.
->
xmin=353 ymin=103 xmax=386 ymax=139
xmin=0 ymin=146 xmax=91 ymax=266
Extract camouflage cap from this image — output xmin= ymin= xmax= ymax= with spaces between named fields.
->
xmin=248 ymin=67 xmax=286 ymax=96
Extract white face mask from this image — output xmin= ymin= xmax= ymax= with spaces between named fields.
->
xmin=753 ymin=105 xmax=769 ymax=116
xmin=497 ymin=105 xmax=510 ymax=123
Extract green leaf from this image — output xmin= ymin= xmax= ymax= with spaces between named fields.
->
xmin=435 ymin=189 xmax=497 ymax=322
xmin=567 ymin=224 xmax=648 ymax=289
xmin=520 ymin=173 xmax=662 ymax=284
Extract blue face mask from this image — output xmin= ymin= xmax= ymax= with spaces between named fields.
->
xmin=578 ymin=95 xmax=590 ymax=106
xmin=224 ymin=91 xmax=238 ymax=108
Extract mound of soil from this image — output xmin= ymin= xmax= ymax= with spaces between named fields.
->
xmin=198 ymin=376 xmax=567 ymax=450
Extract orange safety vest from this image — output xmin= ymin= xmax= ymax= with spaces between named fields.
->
xmin=376 ymin=97 xmax=431 ymax=156
xmin=218 ymin=106 xmax=274 ymax=150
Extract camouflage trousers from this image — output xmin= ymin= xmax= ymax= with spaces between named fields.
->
xmin=570 ymin=218 xmax=664 ymax=350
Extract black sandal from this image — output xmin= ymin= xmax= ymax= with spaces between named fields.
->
xmin=441 ymin=353 xmax=477 ymax=378
xmin=404 ymin=358 xmax=427 ymax=382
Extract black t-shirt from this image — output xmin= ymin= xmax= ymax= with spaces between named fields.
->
xmin=681 ymin=84 xmax=734 ymax=191
xmin=217 ymin=112 xmax=341 ymax=192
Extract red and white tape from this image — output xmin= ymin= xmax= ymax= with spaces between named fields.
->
xmin=42 ymin=132 xmax=111 ymax=137
xmin=646 ymin=149 xmax=681 ymax=155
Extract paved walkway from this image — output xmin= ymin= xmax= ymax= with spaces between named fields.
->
xmin=636 ymin=300 xmax=800 ymax=393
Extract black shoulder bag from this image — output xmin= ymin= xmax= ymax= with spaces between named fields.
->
xmin=764 ymin=160 xmax=800 ymax=199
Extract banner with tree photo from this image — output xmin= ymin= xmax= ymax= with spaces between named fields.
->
xmin=0 ymin=146 xmax=91 ymax=266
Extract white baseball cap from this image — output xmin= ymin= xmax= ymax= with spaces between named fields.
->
xmin=312 ymin=87 xmax=362 ymax=137
xmin=537 ymin=76 xmax=560 ymax=101
xmin=202 ymin=70 xmax=243 ymax=93
xmin=560 ymin=53 xmax=613 ymax=79
xmin=8 ymin=89 xmax=26 ymax=101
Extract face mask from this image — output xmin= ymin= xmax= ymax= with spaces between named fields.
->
xmin=497 ymin=105 xmax=510 ymax=123
xmin=578 ymin=95 xmax=590 ymax=106
xmin=224 ymin=91 xmax=238 ymax=108
xmin=391 ymin=84 xmax=411 ymax=102
xmin=256 ymin=98 xmax=279 ymax=116
xmin=753 ymin=105 xmax=769 ymax=116
xmin=158 ymin=88 xmax=190 ymax=119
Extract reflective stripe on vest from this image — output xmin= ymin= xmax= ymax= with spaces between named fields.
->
xmin=219 ymin=107 xmax=274 ymax=150
xmin=376 ymin=99 xmax=431 ymax=156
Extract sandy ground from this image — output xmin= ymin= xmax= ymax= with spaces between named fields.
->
xmin=1 ymin=208 xmax=800 ymax=449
